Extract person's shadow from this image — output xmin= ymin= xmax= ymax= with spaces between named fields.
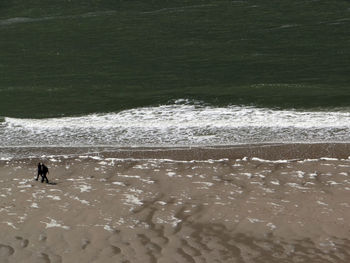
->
xmin=47 ymin=182 xmax=57 ymax=185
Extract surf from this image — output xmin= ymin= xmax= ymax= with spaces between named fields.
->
xmin=2 ymin=103 xmax=350 ymax=148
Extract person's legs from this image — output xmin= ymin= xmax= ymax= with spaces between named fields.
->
xmin=35 ymin=173 xmax=40 ymax=181
xmin=42 ymin=173 xmax=49 ymax=183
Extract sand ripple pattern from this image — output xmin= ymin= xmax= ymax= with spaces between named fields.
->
xmin=0 ymin=155 xmax=350 ymax=262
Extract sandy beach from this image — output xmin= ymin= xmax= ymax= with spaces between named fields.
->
xmin=0 ymin=143 xmax=350 ymax=262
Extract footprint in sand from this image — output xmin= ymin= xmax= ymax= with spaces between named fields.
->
xmin=101 ymin=245 xmax=121 ymax=257
xmin=81 ymin=239 xmax=90 ymax=250
xmin=39 ymin=234 xmax=47 ymax=242
xmin=0 ymin=244 xmax=15 ymax=257
xmin=36 ymin=252 xmax=50 ymax=263
xmin=15 ymin=236 xmax=29 ymax=248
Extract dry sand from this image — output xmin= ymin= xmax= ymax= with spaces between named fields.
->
xmin=0 ymin=143 xmax=350 ymax=262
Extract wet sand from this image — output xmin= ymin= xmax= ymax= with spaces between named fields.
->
xmin=3 ymin=142 xmax=350 ymax=161
xmin=0 ymin=143 xmax=350 ymax=262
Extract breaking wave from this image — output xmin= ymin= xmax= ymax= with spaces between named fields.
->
xmin=1 ymin=102 xmax=350 ymax=147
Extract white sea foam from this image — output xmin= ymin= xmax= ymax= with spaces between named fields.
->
xmin=112 ymin=181 xmax=126 ymax=186
xmin=193 ymin=181 xmax=214 ymax=187
xmin=266 ymin=222 xmax=277 ymax=230
xmin=251 ymin=157 xmax=291 ymax=163
xmin=0 ymin=11 xmax=116 ymax=26
xmin=104 ymin=225 xmax=113 ymax=232
xmin=247 ymin=217 xmax=265 ymax=223
xmin=0 ymin=157 xmax=12 ymax=161
xmin=2 ymin=221 xmax=18 ymax=229
xmin=167 ymin=172 xmax=176 ymax=177
xmin=76 ymin=184 xmax=92 ymax=193
xmin=124 ymin=194 xmax=143 ymax=206
xmin=71 ymin=196 xmax=90 ymax=205
xmin=30 ymin=203 xmax=39 ymax=208
xmin=142 ymin=4 xmax=216 ymax=14
xmin=41 ymin=218 xmax=70 ymax=230
xmin=2 ymin=104 xmax=350 ymax=148
xmin=46 ymin=195 xmax=61 ymax=201
xmin=156 ymin=215 xmax=182 ymax=227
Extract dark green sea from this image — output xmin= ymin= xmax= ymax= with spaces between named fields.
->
xmin=1 ymin=0 xmax=350 ymax=151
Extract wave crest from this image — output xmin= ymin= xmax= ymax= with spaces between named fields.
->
xmin=2 ymin=104 xmax=350 ymax=147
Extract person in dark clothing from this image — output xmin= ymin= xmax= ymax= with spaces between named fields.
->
xmin=35 ymin=163 xmax=42 ymax=181
xmin=41 ymin=164 xmax=49 ymax=183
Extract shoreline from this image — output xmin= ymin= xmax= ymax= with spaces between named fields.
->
xmin=2 ymin=142 xmax=350 ymax=161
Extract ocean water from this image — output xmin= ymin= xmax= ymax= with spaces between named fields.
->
xmin=1 ymin=0 xmax=350 ymax=151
